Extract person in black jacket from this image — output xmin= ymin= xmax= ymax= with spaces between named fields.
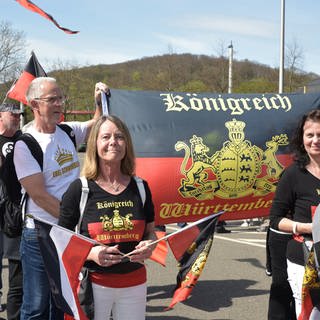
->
xmin=269 ymin=109 xmax=320 ymax=318
xmin=267 ymin=225 xmax=296 ymax=319
xmin=0 ymin=103 xmax=23 ymax=320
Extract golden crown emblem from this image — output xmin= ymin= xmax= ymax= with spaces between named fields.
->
xmin=190 ymin=135 xmax=204 ymax=146
xmin=225 ymin=118 xmax=246 ymax=133
xmin=55 ymin=146 xmax=73 ymax=166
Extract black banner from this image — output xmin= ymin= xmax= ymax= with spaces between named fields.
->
xmin=109 ymin=90 xmax=320 ymax=224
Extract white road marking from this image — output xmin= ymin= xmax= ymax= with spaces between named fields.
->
xmin=239 ymin=238 xmax=266 ymax=243
xmin=215 ymin=235 xmax=266 ymax=248
xmin=166 ymin=225 xmax=267 ymax=248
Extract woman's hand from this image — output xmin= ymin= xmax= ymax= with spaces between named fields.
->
xmin=297 ymin=222 xmax=313 ymax=234
xmin=87 ymin=244 xmax=122 ymax=267
xmin=128 ymin=240 xmax=155 ymax=263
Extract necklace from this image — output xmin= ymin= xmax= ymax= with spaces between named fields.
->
xmin=96 ymin=175 xmax=124 ymax=192
xmin=109 ymin=181 xmax=121 ymax=192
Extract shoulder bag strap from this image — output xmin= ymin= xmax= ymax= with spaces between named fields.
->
xmin=134 ymin=176 xmax=146 ymax=206
xmin=57 ymin=123 xmax=77 ymax=149
xmin=76 ymin=176 xmax=89 ymax=234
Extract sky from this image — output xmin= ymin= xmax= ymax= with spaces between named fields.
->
xmin=2 ymin=0 xmax=320 ymax=75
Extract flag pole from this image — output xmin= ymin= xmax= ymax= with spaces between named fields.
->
xmin=101 ymin=92 xmax=109 ymax=115
xmin=31 ymin=215 xmax=101 ymax=245
xmin=32 ymin=215 xmax=145 ymax=265
xmin=122 ymin=211 xmax=225 ymax=257
xmin=279 ymin=0 xmax=285 ymax=93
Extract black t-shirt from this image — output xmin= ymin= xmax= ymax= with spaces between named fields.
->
xmin=0 ymin=130 xmax=22 ymax=260
xmin=270 ymin=163 xmax=320 ymax=265
xmin=0 ymin=130 xmax=21 ymax=166
xmin=59 ymin=177 xmax=155 ymax=274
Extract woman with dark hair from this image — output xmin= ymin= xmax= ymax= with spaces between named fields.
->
xmin=269 ymin=109 xmax=320 ymax=318
xmin=267 ymin=219 xmax=296 ymax=320
xmin=59 ymin=115 xmax=156 ymax=320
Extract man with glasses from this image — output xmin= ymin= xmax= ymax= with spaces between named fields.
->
xmin=0 ymin=103 xmax=23 ymax=320
xmin=13 ymin=77 xmax=108 ymax=320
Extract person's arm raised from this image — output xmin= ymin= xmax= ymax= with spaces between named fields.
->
xmin=84 ymin=82 xmax=109 ymax=140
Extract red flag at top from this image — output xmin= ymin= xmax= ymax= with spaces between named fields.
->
xmin=15 ymin=0 xmax=79 ymax=34
xmin=7 ymin=52 xmax=47 ymax=105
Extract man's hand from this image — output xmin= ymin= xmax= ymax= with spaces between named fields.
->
xmin=94 ymin=82 xmax=110 ymax=107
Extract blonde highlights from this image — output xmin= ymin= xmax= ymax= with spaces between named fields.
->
xmin=81 ymin=115 xmax=136 ymax=179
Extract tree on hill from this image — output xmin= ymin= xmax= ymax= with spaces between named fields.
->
xmin=0 ymin=20 xmax=26 ymax=101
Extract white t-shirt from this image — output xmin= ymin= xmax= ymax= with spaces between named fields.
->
xmin=14 ymin=122 xmax=87 ymax=228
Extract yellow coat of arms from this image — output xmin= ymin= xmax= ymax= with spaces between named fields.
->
xmin=175 ymin=118 xmax=288 ymax=200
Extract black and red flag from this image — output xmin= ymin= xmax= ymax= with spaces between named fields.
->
xmin=7 ymin=51 xmax=47 ymax=105
xmin=15 ymin=0 xmax=79 ymax=34
xmin=166 ymin=213 xmax=221 ymax=309
xmin=108 ymin=90 xmax=320 ymax=225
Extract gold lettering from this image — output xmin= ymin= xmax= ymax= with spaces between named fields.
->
xmin=161 ymin=93 xmax=292 ymax=115
xmin=160 ymin=93 xmax=189 ymax=112
xmin=262 ymin=94 xmax=274 ymax=110
xmin=159 ymin=198 xmax=272 ymax=220
xmin=97 ymin=232 xmax=140 ymax=242
xmin=276 ymin=94 xmax=292 ymax=112
xmin=52 ymin=169 xmax=62 ymax=177
xmin=96 ymin=200 xmax=134 ymax=210
xmin=227 ymin=98 xmax=245 ymax=115
xmin=55 ymin=161 xmax=80 ymax=177
xmin=252 ymin=97 xmax=263 ymax=110
xmin=188 ymin=93 xmax=204 ymax=111
xmin=159 ymin=203 xmax=172 ymax=218
xmin=171 ymin=203 xmax=187 ymax=217
xmin=239 ymin=98 xmax=251 ymax=111
xmin=97 ymin=202 xmax=104 ymax=209
xmin=202 ymin=97 xmax=219 ymax=111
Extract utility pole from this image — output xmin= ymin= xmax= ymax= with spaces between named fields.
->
xmin=279 ymin=0 xmax=285 ymax=93
xmin=228 ymin=41 xmax=233 ymax=94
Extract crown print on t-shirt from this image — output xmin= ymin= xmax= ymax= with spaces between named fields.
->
xmin=55 ymin=145 xmax=73 ymax=166
xmin=100 ymin=210 xmax=134 ymax=231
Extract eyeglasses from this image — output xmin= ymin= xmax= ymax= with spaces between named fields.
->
xmin=34 ymin=95 xmax=66 ymax=105
xmin=10 ymin=112 xmax=23 ymax=117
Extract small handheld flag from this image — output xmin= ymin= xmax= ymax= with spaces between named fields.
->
xmin=34 ymin=217 xmax=95 ymax=320
xmin=150 ymin=230 xmax=168 ymax=267
xmin=166 ymin=212 xmax=224 ymax=309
